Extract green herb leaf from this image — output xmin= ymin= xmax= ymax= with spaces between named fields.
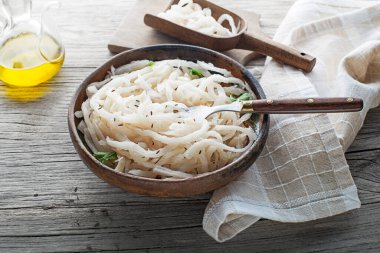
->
xmin=147 ymin=61 xmax=155 ymax=66
xmin=228 ymin=92 xmax=252 ymax=103
xmin=190 ymin=69 xmax=204 ymax=78
xmin=228 ymin=95 xmax=237 ymax=103
xmin=237 ymin=92 xmax=252 ymax=101
xmin=94 ymin=152 xmax=117 ymax=164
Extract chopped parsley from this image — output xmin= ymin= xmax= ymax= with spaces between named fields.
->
xmin=94 ymin=152 xmax=117 ymax=164
xmin=228 ymin=92 xmax=252 ymax=103
xmin=190 ymin=69 xmax=204 ymax=78
xmin=147 ymin=61 xmax=155 ymax=66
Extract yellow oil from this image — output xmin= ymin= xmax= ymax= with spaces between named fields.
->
xmin=2 ymin=84 xmax=50 ymax=102
xmin=0 ymin=32 xmax=64 ymax=87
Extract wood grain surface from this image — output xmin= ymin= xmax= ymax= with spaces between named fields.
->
xmin=0 ymin=0 xmax=379 ymax=252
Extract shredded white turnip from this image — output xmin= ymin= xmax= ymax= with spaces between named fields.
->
xmin=158 ymin=0 xmax=240 ymax=37
xmin=77 ymin=59 xmax=256 ymax=179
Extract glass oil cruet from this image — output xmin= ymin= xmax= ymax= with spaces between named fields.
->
xmin=0 ymin=0 xmax=64 ymax=87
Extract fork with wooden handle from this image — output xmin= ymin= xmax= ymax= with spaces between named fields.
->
xmin=182 ymin=97 xmax=363 ymax=119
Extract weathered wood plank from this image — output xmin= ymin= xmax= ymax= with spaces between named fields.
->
xmin=0 ymin=0 xmax=379 ymax=252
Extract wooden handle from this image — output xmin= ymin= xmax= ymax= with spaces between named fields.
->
xmin=242 ymin=97 xmax=363 ymax=114
xmin=237 ymin=33 xmax=316 ymax=72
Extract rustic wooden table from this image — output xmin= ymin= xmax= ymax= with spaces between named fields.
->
xmin=1 ymin=0 xmax=379 ymax=252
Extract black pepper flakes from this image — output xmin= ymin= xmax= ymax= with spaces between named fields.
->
xmin=155 ymin=157 xmax=162 ymax=164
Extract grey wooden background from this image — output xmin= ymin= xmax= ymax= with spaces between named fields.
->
xmin=0 ymin=0 xmax=379 ymax=252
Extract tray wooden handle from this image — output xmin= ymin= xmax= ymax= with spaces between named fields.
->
xmin=237 ymin=33 xmax=316 ymax=72
xmin=242 ymin=97 xmax=363 ymax=114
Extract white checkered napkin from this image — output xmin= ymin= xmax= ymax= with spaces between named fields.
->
xmin=203 ymin=0 xmax=380 ymax=242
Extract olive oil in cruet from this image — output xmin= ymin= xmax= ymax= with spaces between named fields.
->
xmin=0 ymin=0 xmax=64 ymax=87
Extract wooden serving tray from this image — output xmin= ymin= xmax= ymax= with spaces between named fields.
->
xmin=108 ymin=0 xmax=262 ymax=65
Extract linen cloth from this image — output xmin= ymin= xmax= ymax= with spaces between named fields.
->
xmin=203 ymin=0 xmax=380 ymax=242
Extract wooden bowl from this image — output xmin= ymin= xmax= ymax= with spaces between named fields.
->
xmin=68 ymin=44 xmax=269 ymax=197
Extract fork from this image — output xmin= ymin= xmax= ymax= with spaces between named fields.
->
xmin=181 ymin=97 xmax=363 ymax=119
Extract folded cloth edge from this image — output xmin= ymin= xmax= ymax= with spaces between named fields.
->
xmin=203 ymin=184 xmax=360 ymax=242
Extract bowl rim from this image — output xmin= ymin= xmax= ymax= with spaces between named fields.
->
xmin=68 ymin=44 xmax=269 ymax=187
